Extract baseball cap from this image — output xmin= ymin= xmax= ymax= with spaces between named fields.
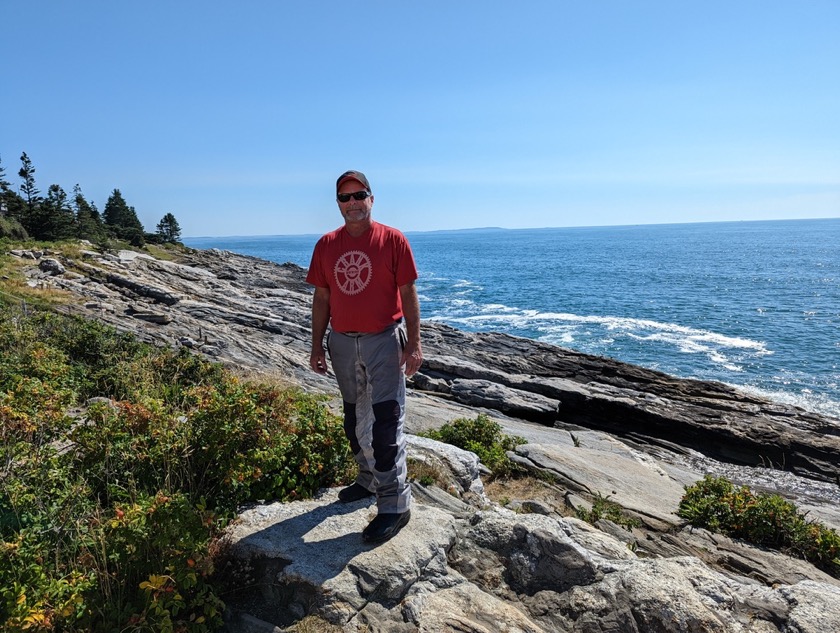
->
xmin=336 ymin=170 xmax=371 ymax=194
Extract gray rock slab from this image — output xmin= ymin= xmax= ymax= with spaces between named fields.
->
xmin=514 ymin=441 xmax=686 ymax=528
xmin=450 ymin=378 xmax=558 ymax=419
xmin=225 ymin=490 xmax=458 ymax=625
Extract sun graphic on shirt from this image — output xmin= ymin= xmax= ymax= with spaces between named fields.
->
xmin=334 ymin=250 xmax=373 ymax=295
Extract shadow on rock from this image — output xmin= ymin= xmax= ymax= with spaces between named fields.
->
xmin=218 ymin=489 xmax=457 ymax=628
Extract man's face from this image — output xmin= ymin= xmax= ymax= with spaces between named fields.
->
xmin=337 ymin=178 xmax=374 ymax=224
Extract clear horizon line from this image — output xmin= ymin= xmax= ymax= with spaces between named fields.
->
xmin=182 ymin=215 xmax=838 ymax=241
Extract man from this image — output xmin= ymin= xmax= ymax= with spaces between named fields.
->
xmin=307 ymin=170 xmax=422 ymax=543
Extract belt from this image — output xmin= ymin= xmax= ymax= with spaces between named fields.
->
xmin=337 ymin=318 xmax=403 ymax=337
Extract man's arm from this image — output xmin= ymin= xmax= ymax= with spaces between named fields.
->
xmin=310 ymin=286 xmax=331 ymax=374
xmin=398 ymin=281 xmax=423 ymax=377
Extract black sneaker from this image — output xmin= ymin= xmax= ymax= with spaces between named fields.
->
xmin=338 ymin=482 xmax=375 ymax=503
xmin=362 ymin=510 xmax=411 ymax=543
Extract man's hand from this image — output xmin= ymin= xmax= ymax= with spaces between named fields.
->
xmin=401 ymin=342 xmax=423 ymax=377
xmin=310 ymin=348 xmax=328 ymax=375
xmin=398 ymin=281 xmax=423 ymax=377
xmin=310 ymin=286 xmax=331 ymax=375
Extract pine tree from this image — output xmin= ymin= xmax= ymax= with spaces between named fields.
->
xmin=18 ymin=152 xmax=40 ymax=208
xmin=155 ymin=212 xmax=182 ymax=244
xmin=0 ymin=155 xmax=26 ymax=224
xmin=0 ymin=154 xmax=10 ymax=195
xmin=103 ymin=189 xmax=145 ymax=246
xmin=123 ymin=205 xmax=145 ymax=246
xmin=0 ymin=154 xmax=11 ymax=217
xmin=73 ymin=184 xmax=106 ymax=242
xmin=18 ymin=152 xmax=41 ymax=231
xmin=102 ymin=188 xmax=130 ymax=227
xmin=34 ymin=184 xmax=76 ymax=241
xmin=0 ymin=156 xmax=28 ymax=238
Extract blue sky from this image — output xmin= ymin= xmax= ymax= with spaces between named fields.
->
xmin=2 ymin=1 xmax=838 ymax=237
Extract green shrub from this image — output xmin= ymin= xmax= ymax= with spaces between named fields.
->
xmin=0 ymin=217 xmax=28 ymax=240
xmin=679 ymin=475 xmax=840 ymax=578
xmin=421 ymin=413 xmax=525 ymax=478
xmin=0 ymin=304 xmax=354 ymax=631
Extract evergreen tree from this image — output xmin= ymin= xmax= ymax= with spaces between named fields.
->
xmin=0 ymin=155 xmax=26 ymax=222
xmin=0 ymin=156 xmax=28 ymax=237
xmin=155 ymin=212 xmax=182 ymax=243
xmin=17 ymin=152 xmax=41 ymax=229
xmin=103 ymin=189 xmax=145 ymax=246
xmin=102 ymin=188 xmax=130 ymax=227
xmin=0 ymin=154 xmax=10 ymax=195
xmin=73 ymin=184 xmax=106 ymax=242
xmin=35 ymin=184 xmax=76 ymax=241
xmin=123 ymin=205 xmax=145 ymax=246
xmin=18 ymin=152 xmax=40 ymax=208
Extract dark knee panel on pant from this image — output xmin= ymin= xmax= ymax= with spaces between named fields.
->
xmin=342 ymin=401 xmax=361 ymax=455
xmin=371 ymin=400 xmax=400 ymax=471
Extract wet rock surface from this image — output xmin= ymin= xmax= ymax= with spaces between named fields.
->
xmin=12 ymin=245 xmax=840 ymax=632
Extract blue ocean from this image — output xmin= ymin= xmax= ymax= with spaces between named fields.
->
xmin=185 ymin=218 xmax=840 ymax=421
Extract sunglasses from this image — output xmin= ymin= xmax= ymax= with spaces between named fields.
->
xmin=337 ymin=191 xmax=372 ymax=203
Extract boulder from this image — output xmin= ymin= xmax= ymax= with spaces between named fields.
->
xmin=38 ymin=257 xmax=65 ymax=275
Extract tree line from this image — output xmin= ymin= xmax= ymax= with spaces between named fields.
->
xmin=0 ymin=152 xmax=182 ymax=247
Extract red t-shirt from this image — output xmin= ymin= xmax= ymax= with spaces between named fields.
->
xmin=306 ymin=221 xmax=418 ymax=333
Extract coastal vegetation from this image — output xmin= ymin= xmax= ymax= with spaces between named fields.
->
xmin=574 ymin=492 xmax=641 ymax=530
xmin=2 ymin=236 xmax=839 ymax=631
xmin=0 ymin=299 xmax=353 ymax=632
xmin=0 ymin=152 xmax=181 ymax=247
xmin=679 ymin=475 xmax=840 ymax=578
xmin=420 ymin=413 xmax=526 ymax=478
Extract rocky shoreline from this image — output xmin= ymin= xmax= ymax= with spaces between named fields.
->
xmin=12 ymin=244 xmax=840 ymax=632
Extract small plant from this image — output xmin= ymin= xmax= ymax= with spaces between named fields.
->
xmin=678 ymin=475 xmax=840 ymax=578
xmin=290 ymin=614 xmax=343 ymax=632
xmin=575 ymin=492 xmax=641 ymax=530
xmin=407 ymin=457 xmax=447 ymax=489
xmin=569 ymin=431 xmax=580 ymax=447
xmin=420 ymin=413 xmax=525 ymax=478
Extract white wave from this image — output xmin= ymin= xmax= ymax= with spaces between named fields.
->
xmin=481 ymin=303 xmax=520 ymax=313
xmin=431 ymin=302 xmax=773 ymax=375
xmin=452 ymin=279 xmax=480 ymax=288
xmin=447 ymin=308 xmax=769 ymax=353
xmin=554 ymin=314 xmax=769 ymax=353
xmin=737 ymin=384 xmax=840 ymax=423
